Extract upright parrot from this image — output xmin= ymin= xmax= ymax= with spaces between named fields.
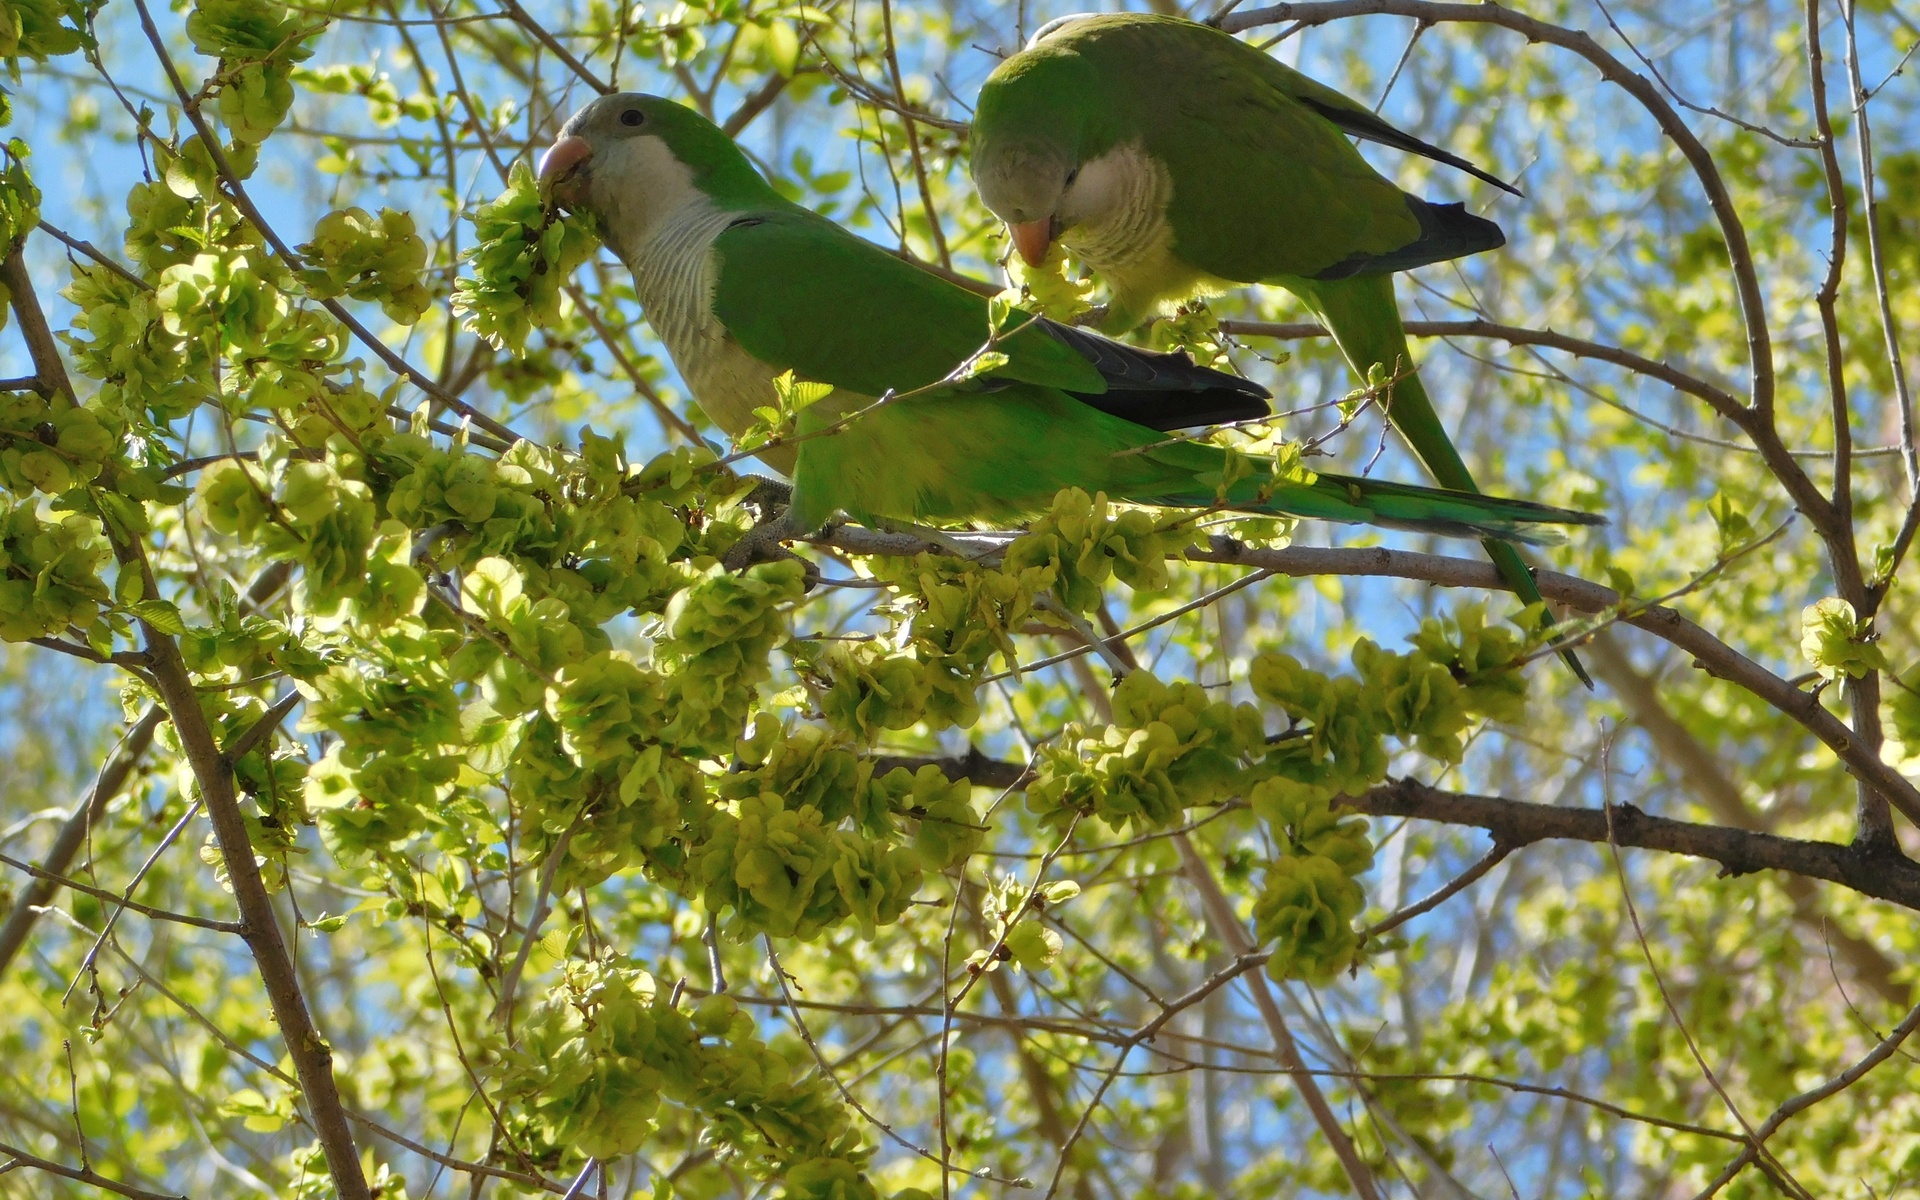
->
xmin=537 ymin=93 xmax=1598 ymax=558
xmin=969 ymin=13 xmax=1590 ymax=680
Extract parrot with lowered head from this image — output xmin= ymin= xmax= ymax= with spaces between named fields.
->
xmin=970 ymin=13 xmax=1591 ymax=681
xmin=537 ymin=93 xmax=1599 ymax=556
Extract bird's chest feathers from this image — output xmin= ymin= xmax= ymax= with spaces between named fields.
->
xmin=623 ymin=200 xmax=778 ymax=440
xmin=1062 ymin=141 xmax=1234 ymax=319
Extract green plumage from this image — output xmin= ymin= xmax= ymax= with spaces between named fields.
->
xmin=545 ymin=93 xmax=1598 ymax=558
xmin=710 ymin=214 xmax=1102 ymax=398
xmin=782 ymin=380 xmax=1596 ymax=544
xmin=712 ymin=213 xmax=1588 ymax=546
xmin=971 ymin=15 xmax=1592 ymax=680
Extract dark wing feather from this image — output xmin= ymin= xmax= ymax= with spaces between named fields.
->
xmin=1038 ymin=319 xmax=1272 ymax=431
xmin=1294 ymin=96 xmax=1524 ymax=197
xmin=1312 ymin=198 xmax=1506 ymax=281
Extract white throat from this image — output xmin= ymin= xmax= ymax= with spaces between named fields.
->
xmin=1058 ymin=141 xmax=1171 ymax=271
xmin=589 ymin=138 xmax=713 ymax=264
xmin=593 ymin=144 xmax=783 ymax=461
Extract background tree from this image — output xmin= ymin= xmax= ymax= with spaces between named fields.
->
xmin=0 ymin=0 xmax=1916 ymax=1196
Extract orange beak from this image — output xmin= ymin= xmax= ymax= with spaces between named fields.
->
xmin=1008 ymin=218 xmax=1054 ymax=267
xmin=538 ymin=135 xmax=593 ymax=203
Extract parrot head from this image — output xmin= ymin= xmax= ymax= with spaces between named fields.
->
xmin=540 ymin=93 xmax=767 ymax=257
xmin=970 ymin=27 xmax=1118 ymax=267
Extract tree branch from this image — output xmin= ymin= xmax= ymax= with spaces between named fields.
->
xmin=223 ymin=690 xmax=303 ymax=765
xmin=876 ymin=751 xmax=1920 ymax=911
xmin=1802 ymin=0 xmax=1894 ymax=853
xmin=0 ymin=707 xmax=165 ymax=979
xmin=1193 ymin=540 xmax=1920 ymax=830
xmin=1219 ymin=317 xmax=1745 ymax=422
xmin=820 ymin=525 xmax=1920 ymax=829
xmin=0 ymin=1140 xmax=185 ymax=1200
xmin=0 ymin=849 xmax=242 ymax=934
xmin=2 ymin=243 xmax=371 ymax=1200
xmin=1172 ymin=833 xmax=1383 ymax=1200
xmin=1364 ymin=779 xmax=1920 ymax=910
xmin=1586 ymin=633 xmax=1908 ymax=1005
xmin=1692 ymin=991 xmax=1920 ymax=1196
xmin=1361 ymin=839 xmax=1511 ymax=941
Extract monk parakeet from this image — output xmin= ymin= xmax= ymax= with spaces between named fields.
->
xmin=970 ymin=14 xmax=1590 ymax=678
xmin=538 ymin=93 xmax=1597 ymax=555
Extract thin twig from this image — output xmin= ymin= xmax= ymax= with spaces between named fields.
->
xmin=494 ymin=819 xmax=578 ymax=1029
xmin=0 ymin=1140 xmax=184 ymax=1200
xmin=1172 ymin=832 xmax=1384 ymax=1200
xmin=1690 ymin=992 xmax=1920 ymax=1198
xmin=1601 ymin=751 xmax=1806 ymax=1198
xmin=0 ymin=707 xmax=166 ymax=977
xmin=224 ymin=691 xmax=303 ymax=764
xmin=765 ymin=938 xmax=1034 ymax=1188
xmin=0 ymin=851 xmax=241 ymax=933
xmin=1362 ymin=840 xmax=1512 ymax=941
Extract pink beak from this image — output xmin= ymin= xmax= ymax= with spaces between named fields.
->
xmin=538 ymin=135 xmax=593 ymax=199
xmin=1009 ymin=218 xmax=1053 ymax=268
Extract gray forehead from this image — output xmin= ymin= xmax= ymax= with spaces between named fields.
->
xmin=558 ymin=93 xmax=656 ymax=136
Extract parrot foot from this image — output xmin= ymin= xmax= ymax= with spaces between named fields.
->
xmin=740 ymin=475 xmax=792 ymax=516
xmin=722 ymin=507 xmax=821 ymax=590
xmin=722 ymin=509 xmax=796 ymax=571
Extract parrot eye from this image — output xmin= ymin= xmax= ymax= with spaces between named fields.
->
xmin=620 ymin=108 xmax=646 ymax=128
xmin=1063 ymin=166 xmax=1080 ymax=187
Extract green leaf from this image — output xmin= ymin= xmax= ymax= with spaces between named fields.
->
xmin=128 ymin=598 xmax=188 ymax=636
xmin=1004 ymin=921 xmax=1062 ymax=972
xmin=1801 ymin=597 xmax=1887 ymax=680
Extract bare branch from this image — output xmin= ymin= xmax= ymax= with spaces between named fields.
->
xmin=765 ymin=938 xmax=1035 ymax=1188
xmin=0 ymin=707 xmax=165 ymax=978
xmin=872 ymin=751 xmax=1920 ymax=911
xmin=0 ymin=849 xmax=241 ymax=934
xmin=1218 ymin=318 xmax=1743 ymax=422
xmin=496 ymin=0 xmax=609 ymax=94
xmin=1802 ymin=0 xmax=1893 ymax=852
xmin=1173 ymin=833 xmax=1384 ymax=1200
xmin=2 ymin=241 xmax=371 ymax=1200
xmin=1691 ymin=992 xmax=1920 ymax=1197
xmin=877 ymin=0 xmax=951 ymax=269
xmin=0 ymin=1140 xmax=185 ymax=1200
xmin=223 ymin=690 xmax=303 ymax=765
xmin=1362 ymin=839 xmax=1511 ymax=941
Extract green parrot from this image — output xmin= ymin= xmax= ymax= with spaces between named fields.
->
xmin=969 ymin=13 xmax=1590 ymax=680
xmin=538 ymin=93 xmax=1598 ymax=557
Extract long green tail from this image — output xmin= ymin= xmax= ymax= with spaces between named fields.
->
xmin=1148 ymin=470 xmax=1601 ymax=546
xmin=1291 ymin=273 xmax=1593 ymax=686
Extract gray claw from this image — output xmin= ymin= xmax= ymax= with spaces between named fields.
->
xmin=721 ymin=510 xmax=822 ymax=593
xmin=741 ymin=476 xmax=793 ymax=518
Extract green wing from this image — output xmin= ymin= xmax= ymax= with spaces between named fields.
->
xmin=709 ymin=211 xmax=1103 ymax=396
xmin=1260 ymin=56 xmax=1520 ymax=196
xmin=1037 ymin=15 xmax=1510 ymax=282
xmin=1049 ymin=16 xmax=1418 ymax=280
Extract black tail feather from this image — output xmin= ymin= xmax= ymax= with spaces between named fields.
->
xmin=1313 ymin=198 xmax=1506 ymax=281
xmin=1040 ymin=318 xmax=1272 ymax=432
